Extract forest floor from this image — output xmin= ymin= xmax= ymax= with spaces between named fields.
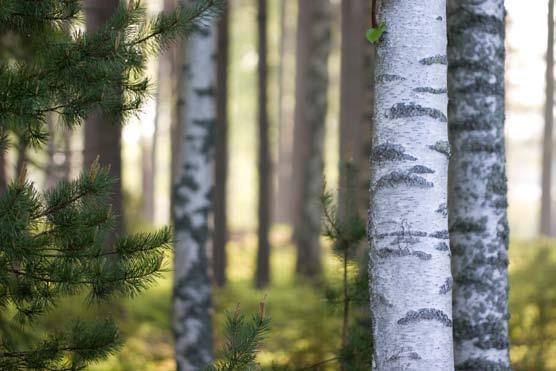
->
xmin=38 ymin=231 xmax=556 ymax=371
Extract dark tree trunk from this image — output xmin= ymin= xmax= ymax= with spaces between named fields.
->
xmin=83 ymin=0 xmax=123 ymax=239
xmin=274 ymin=0 xmax=295 ymax=226
xmin=141 ymin=123 xmax=156 ymax=222
xmin=292 ymin=0 xmax=332 ymax=279
xmin=255 ymin=0 xmax=271 ymax=288
xmin=338 ymin=0 xmax=374 ymax=222
xmin=541 ymin=0 xmax=555 ymax=236
xmin=214 ymin=4 xmax=229 ymax=288
xmin=0 ymin=150 xmax=6 ymax=194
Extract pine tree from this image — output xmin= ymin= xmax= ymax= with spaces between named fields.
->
xmin=368 ymin=0 xmax=454 ymax=368
xmin=0 ymin=1 xmax=222 ymax=369
xmin=173 ymin=0 xmax=219 ymax=368
xmin=292 ymin=0 xmax=332 ymax=279
xmin=447 ymin=0 xmax=511 ymax=368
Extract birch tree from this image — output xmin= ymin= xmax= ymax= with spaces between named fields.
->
xmin=447 ymin=1 xmax=510 ymax=369
xmin=368 ymin=1 xmax=454 ymax=369
xmin=172 ymin=0 xmax=217 ymax=368
xmin=292 ymin=0 xmax=332 ymax=278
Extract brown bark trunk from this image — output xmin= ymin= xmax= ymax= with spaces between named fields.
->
xmin=83 ymin=0 xmax=123 ymax=239
xmin=214 ymin=4 xmax=229 ymax=288
xmin=338 ymin=0 xmax=374 ymax=222
xmin=541 ymin=0 xmax=555 ymax=236
xmin=292 ymin=0 xmax=331 ymax=279
xmin=0 ymin=150 xmax=6 ymax=194
xmin=255 ymin=0 xmax=272 ymax=288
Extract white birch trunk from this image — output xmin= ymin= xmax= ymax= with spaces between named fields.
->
xmin=368 ymin=1 xmax=454 ymax=369
xmin=447 ymin=1 xmax=510 ymax=369
xmin=172 ymin=2 xmax=216 ymax=368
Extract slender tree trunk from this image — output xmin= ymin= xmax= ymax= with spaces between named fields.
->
xmin=172 ymin=0 xmax=216 ymax=367
xmin=292 ymin=0 xmax=332 ymax=279
xmin=83 ymin=0 xmax=123 ymax=238
xmin=542 ymin=0 xmax=555 ymax=237
xmin=255 ymin=0 xmax=271 ymax=288
xmin=448 ymin=1 xmax=510 ymax=369
xmin=274 ymin=0 xmax=294 ymax=226
xmin=141 ymin=125 xmax=156 ymax=222
xmin=338 ymin=0 xmax=374 ymax=221
xmin=213 ymin=4 xmax=229 ymax=288
xmin=0 ymin=150 xmax=6 ymax=194
xmin=368 ymin=1 xmax=453 ymax=369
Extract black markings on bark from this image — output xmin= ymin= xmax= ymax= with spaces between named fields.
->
xmin=439 ymin=277 xmax=453 ymax=295
xmin=429 ymin=230 xmax=449 ymax=239
xmin=460 ymin=136 xmax=503 ymax=154
xmin=455 ymin=78 xmax=503 ymax=97
xmin=448 ymin=8 xmax=505 ymax=36
xmin=387 ymin=103 xmax=447 ymax=123
xmin=420 ymin=55 xmax=448 ymax=65
xmin=376 ymin=230 xmax=428 ymax=239
xmin=436 ymin=203 xmax=448 ymax=217
xmin=450 ymin=216 xmax=487 ymax=234
xmin=397 ymin=308 xmax=452 ymax=327
xmin=435 ymin=242 xmax=449 ymax=251
xmin=387 ymin=350 xmax=422 ymax=362
xmin=455 ymin=358 xmax=511 ymax=371
xmin=436 ymin=16 xmax=443 ymax=21
xmin=376 ymin=74 xmax=406 ymax=83
xmin=377 ymin=247 xmax=431 ymax=261
xmin=414 ymin=87 xmax=448 ymax=94
xmin=449 ymin=114 xmax=492 ymax=132
xmin=454 ymin=318 xmax=510 ymax=350
xmin=409 ymin=165 xmax=435 ymax=174
xmin=429 ymin=140 xmax=451 ymax=157
xmin=374 ymin=171 xmax=433 ymax=190
xmin=372 ymin=143 xmax=417 ymax=162
xmin=194 ymin=86 xmax=215 ymax=97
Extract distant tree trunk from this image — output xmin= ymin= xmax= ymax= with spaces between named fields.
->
xmin=338 ymin=0 xmax=374 ymax=221
xmin=214 ymin=4 xmax=229 ymax=288
xmin=274 ymin=0 xmax=294 ymax=226
xmin=292 ymin=0 xmax=332 ymax=279
xmin=83 ymin=0 xmax=123 ymax=238
xmin=448 ymin=1 xmax=511 ymax=369
xmin=141 ymin=123 xmax=156 ymax=222
xmin=46 ymin=115 xmax=71 ymax=188
xmin=172 ymin=0 xmax=216 ymax=367
xmin=255 ymin=0 xmax=271 ymax=288
xmin=368 ymin=1 xmax=454 ymax=369
xmin=15 ymin=138 xmax=27 ymax=180
xmin=0 ymin=150 xmax=6 ymax=194
xmin=542 ymin=0 xmax=555 ymax=237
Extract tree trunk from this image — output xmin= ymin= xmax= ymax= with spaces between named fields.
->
xmin=368 ymin=1 xmax=454 ymax=369
xmin=447 ymin=1 xmax=510 ymax=369
xmin=255 ymin=0 xmax=271 ymax=288
xmin=83 ymin=0 xmax=123 ymax=238
xmin=542 ymin=0 xmax=555 ymax=237
xmin=213 ymin=4 xmax=229 ymax=288
xmin=141 ymin=123 xmax=156 ymax=222
xmin=274 ymin=0 xmax=294 ymax=226
xmin=292 ymin=0 xmax=332 ymax=279
xmin=338 ymin=0 xmax=374 ymax=221
xmin=172 ymin=0 xmax=216 ymax=367
xmin=0 ymin=150 xmax=6 ymax=194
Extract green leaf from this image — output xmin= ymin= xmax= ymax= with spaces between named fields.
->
xmin=366 ymin=22 xmax=387 ymax=44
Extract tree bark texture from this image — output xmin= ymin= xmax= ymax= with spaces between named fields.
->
xmin=368 ymin=1 xmax=454 ymax=369
xmin=172 ymin=0 xmax=216 ymax=368
xmin=83 ymin=0 xmax=123 ymax=238
xmin=541 ymin=0 xmax=555 ymax=237
xmin=214 ymin=3 xmax=229 ymax=288
xmin=339 ymin=0 xmax=374 ymax=221
xmin=255 ymin=0 xmax=272 ymax=288
xmin=447 ymin=1 xmax=511 ymax=369
xmin=292 ymin=0 xmax=332 ymax=278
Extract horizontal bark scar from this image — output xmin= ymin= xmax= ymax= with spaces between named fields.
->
xmin=450 ymin=216 xmax=487 ymax=234
xmin=397 ymin=308 xmax=452 ymax=327
xmin=408 ymin=165 xmax=434 ymax=174
xmin=375 ymin=171 xmax=433 ymax=189
xmin=387 ymin=103 xmax=447 ymax=123
xmin=436 ymin=203 xmax=448 ymax=217
xmin=435 ymin=242 xmax=449 ymax=251
xmin=377 ymin=247 xmax=431 ymax=261
xmin=455 ymin=358 xmax=510 ymax=371
xmin=194 ymin=86 xmax=215 ymax=97
xmin=439 ymin=277 xmax=453 ymax=294
xmin=420 ymin=55 xmax=447 ymax=65
xmin=429 ymin=140 xmax=451 ymax=157
xmin=429 ymin=230 xmax=449 ymax=239
xmin=372 ymin=143 xmax=417 ymax=162
xmin=414 ymin=87 xmax=448 ymax=94
xmin=377 ymin=74 xmax=406 ymax=83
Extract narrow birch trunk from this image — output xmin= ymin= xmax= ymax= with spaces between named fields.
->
xmin=255 ymin=0 xmax=271 ymax=288
xmin=368 ymin=1 xmax=453 ymax=369
xmin=292 ymin=0 xmax=331 ymax=278
xmin=213 ymin=4 xmax=229 ymax=288
xmin=541 ymin=0 xmax=555 ymax=237
xmin=447 ymin=1 xmax=511 ymax=369
xmin=172 ymin=1 xmax=216 ymax=368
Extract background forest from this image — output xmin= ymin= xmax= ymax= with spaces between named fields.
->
xmin=1 ymin=0 xmax=556 ymax=370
